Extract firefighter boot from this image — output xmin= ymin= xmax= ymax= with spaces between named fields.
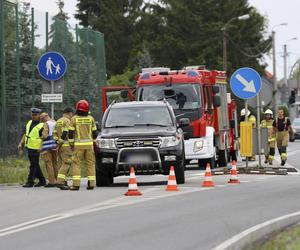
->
xmin=70 ymin=186 xmax=80 ymax=191
xmin=87 ymin=181 xmax=94 ymax=190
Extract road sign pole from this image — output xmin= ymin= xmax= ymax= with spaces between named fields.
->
xmin=245 ymin=100 xmax=248 ymax=168
xmin=51 ymin=80 xmax=54 ymax=119
xmin=256 ymin=94 xmax=262 ymax=167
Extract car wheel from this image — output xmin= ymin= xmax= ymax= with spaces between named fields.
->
xmin=96 ymin=161 xmax=114 ymax=187
xmin=174 ymin=160 xmax=185 ymax=184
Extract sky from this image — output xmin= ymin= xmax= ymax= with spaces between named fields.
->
xmin=27 ymin=0 xmax=300 ymax=79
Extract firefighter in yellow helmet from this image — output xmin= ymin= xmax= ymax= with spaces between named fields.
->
xmin=240 ymin=108 xmax=256 ymax=161
xmin=67 ymin=100 xmax=98 ymax=190
xmin=53 ymin=107 xmax=74 ymax=190
xmin=260 ymin=109 xmax=276 ymax=165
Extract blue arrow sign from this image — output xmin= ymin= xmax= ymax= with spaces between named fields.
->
xmin=37 ymin=51 xmax=67 ymax=81
xmin=230 ymin=67 xmax=262 ymax=99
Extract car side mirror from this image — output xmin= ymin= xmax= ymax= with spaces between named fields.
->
xmin=213 ymin=96 xmax=221 ymax=107
xmin=212 ymin=86 xmax=219 ymax=94
xmin=95 ymin=121 xmax=101 ymax=131
xmin=178 ymin=118 xmax=190 ymax=128
xmin=120 ymin=90 xmax=128 ymax=99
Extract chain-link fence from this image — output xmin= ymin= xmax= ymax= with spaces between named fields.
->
xmin=0 ymin=1 xmax=106 ymax=158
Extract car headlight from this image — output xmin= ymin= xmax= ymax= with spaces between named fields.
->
xmin=193 ymin=139 xmax=204 ymax=152
xmin=97 ymin=138 xmax=116 ymax=149
xmin=160 ymin=136 xmax=180 ymax=148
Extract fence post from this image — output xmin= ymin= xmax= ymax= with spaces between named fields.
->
xmin=85 ymin=29 xmax=90 ymax=101
xmin=16 ymin=3 xmax=21 ymax=141
xmin=0 ymin=0 xmax=7 ymax=159
xmin=75 ymin=24 xmax=80 ymax=99
xmin=31 ymin=7 xmax=35 ymax=107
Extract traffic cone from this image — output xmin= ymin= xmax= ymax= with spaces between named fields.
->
xmin=202 ymin=163 xmax=215 ymax=187
xmin=125 ymin=167 xmax=142 ymax=196
xmin=228 ymin=161 xmax=240 ymax=184
xmin=165 ymin=166 xmax=179 ymax=191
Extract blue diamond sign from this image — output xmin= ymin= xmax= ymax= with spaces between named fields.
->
xmin=230 ymin=67 xmax=262 ymax=99
xmin=37 ymin=51 xmax=67 ymax=81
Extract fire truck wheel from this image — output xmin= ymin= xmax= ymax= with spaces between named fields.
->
xmin=218 ymin=149 xmax=228 ymax=167
xmin=96 ymin=163 xmax=114 ymax=187
xmin=174 ymin=160 xmax=185 ymax=184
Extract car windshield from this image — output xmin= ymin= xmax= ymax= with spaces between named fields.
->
xmin=138 ymin=84 xmax=201 ymax=110
xmin=293 ymin=119 xmax=300 ymax=126
xmin=105 ymin=106 xmax=173 ymax=128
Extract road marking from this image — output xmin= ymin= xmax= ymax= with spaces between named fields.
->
xmin=0 ymin=187 xmax=213 ymax=237
xmin=212 ymin=210 xmax=300 ymax=250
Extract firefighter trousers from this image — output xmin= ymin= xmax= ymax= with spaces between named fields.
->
xmin=277 ymin=131 xmax=288 ymax=161
xmin=57 ymin=147 xmax=73 ymax=185
xmin=72 ymin=148 xmax=95 ymax=187
xmin=41 ymin=150 xmax=58 ymax=184
xmin=266 ymin=140 xmax=276 ymax=163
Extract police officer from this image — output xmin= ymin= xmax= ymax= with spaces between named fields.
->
xmin=18 ymin=108 xmax=46 ymax=187
xmin=68 ymin=100 xmax=98 ymax=190
xmin=53 ymin=107 xmax=74 ymax=190
xmin=240 ymin=108 xmax=256 ymax=161
xmin=260 ymin=109 xmax=276 ymax=165
xmin=273 ymin=107 xmax=294 ymax=166
xmin=40 ymin=113 xmax=58 ymax=187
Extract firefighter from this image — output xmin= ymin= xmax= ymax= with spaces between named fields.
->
xmin=67 ymin=100 xmax=98 ymax=191
xmin=240 ymin=108 xmax=256 ymax=127
xmin=53 ymin=107 xmax=74 ymax=190
xmin=17 ymin=108 xmax=46 ymax=187
xmin=40 ymin=113 xmax=58 ymax=187
xmin=260 ymin=109 xmax=276 ymax=165
xmin=240 ymin=108 xmax=256 ymax=161
xmin=273 ymin=107 xmax=294 ymax=166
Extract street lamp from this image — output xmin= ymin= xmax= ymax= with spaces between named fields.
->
xmin=222 ymin=14 xmax=250 ymax=72
xmin=271 ymin=23 xmax=288 ymax=115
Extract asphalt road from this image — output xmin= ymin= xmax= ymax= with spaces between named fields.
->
xmin=1 ymin=141 xmax=300 ymax=250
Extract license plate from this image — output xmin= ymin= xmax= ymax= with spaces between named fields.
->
xmin=126 ymin=154 xmax=152 ymax=163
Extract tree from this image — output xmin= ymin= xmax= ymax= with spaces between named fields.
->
xmin=75 ymin=0 xmax=271 ymax=78
xmin=76 ymin=0 xmax=144 ymax=76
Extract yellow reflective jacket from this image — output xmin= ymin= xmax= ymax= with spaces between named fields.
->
xmin=68 ymin=115 xmax=97 ymax=149
xmin=261 ymin=119 xmax=275 ymax=142
xmin=53 ymin=116 xmax=71 ymax=147
xmin=25 ymin=120 xmax=43 ymax=150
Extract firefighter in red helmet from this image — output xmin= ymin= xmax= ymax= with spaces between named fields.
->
xmin=66 ymin=100 xmax=98 ymax=190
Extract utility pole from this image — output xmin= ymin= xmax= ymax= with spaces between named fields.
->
xmin=283 ymin=44 xmax=288 ymax=87
xmin=272 ymin=31 xmax=277 ymax=116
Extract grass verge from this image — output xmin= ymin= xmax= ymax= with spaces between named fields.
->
xmin=249 ymin=223 xmax=300 ymax=250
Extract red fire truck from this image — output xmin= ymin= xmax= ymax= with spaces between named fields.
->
xmin=102 ymin=66 xmax=238 ymax=168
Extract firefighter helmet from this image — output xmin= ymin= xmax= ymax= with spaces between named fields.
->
xmin=76 ymin=100 xmax=89 ymax=112
xmin=264 ymin=109 xmax=273 ymax=115
xmin=240 ymin=108 xmax=250 ymax=117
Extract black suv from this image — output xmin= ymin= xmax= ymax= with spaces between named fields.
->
xmin=95 ymin=101 xmax=189 ymax=186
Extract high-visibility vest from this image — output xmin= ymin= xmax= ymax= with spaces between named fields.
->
xmin=261 ymin=119 xmax=276 ymax=142
xmin=25 ymin=120 xmax=43 ymax=150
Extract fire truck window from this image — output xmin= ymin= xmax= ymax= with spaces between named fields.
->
xmin=204 ymin=86 xmax=213 ymax=114
xmin=106 ymin=90 xmax=131 ymax=105
xmin=139 ymin=84 xmax=201 ymax=110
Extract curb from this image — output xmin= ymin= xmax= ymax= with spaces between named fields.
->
xmin=213 ymin=211 xmax=300 ymax=250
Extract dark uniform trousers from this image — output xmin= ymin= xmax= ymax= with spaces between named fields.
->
xmin=27 ymin=148 xmax=46 ymax=185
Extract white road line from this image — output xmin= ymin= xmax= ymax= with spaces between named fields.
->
xmin=0 ymin=187 xmax=213 ymax=237
xmin=213 ymin=210 xmax=300 ymax=250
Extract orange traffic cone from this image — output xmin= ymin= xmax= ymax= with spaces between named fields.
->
xmin=228 ymin=161 xmax=240 ymax=184
xmin=165 ymin=166 xmax=179 ymax=191
xmin=202 ymin=163 xmax=215 ymax=187
xmin=125 ymin=167 xmax=142 ymax=196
